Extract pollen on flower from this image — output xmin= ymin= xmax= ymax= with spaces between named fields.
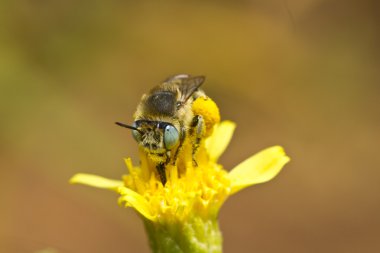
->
xmin=121 ymin=146 xmax=231 ymax=222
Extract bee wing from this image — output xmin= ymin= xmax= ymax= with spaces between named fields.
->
xmin=178 ymin=75 xmax=205 ymax=104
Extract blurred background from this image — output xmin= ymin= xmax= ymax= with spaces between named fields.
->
xmin=1 ymin=0 xmax=379 ymax=252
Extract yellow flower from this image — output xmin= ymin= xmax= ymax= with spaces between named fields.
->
xmin=70 ymin=97 xmax=290 ymax=252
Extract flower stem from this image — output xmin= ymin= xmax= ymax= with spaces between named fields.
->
xmin=144 ymin=217 xmax=222 ymax=253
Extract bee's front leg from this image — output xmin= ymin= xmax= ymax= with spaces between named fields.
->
xmin=190 ymin=115 xmax=205 ymax=167
xmin=170 ymin=127 xmax=186 ymax=166
xmin=154 ymin=153 xmax=171 ymax=186
xmin=156 ymin=162 xmax=167 ymax=185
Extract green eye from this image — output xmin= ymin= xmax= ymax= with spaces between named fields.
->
xmin=131 ymin=122 xmax=142 ymax=142
xmin=164 ymin=125 xmax=179 ymax=150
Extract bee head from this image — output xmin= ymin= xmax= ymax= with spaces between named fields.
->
xmin=116 ymin=120 xmax=180 ymax=152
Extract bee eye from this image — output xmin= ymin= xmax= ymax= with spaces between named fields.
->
xmin=164 ymin=125 xmax=179 ymax=150
xmin=131 ymin=122 xmax=142 ymax=142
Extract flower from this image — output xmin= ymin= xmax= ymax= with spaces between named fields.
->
xmin=70 ymin=97 xmax=290 ymax=253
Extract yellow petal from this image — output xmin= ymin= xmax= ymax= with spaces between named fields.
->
xmin=70 ymin=173 xmax=124 ymax=192
xmin=205 ymin=121 xmax=236 ymax=162
xmin=118 ymin=187 xmax=156 ymax=222
xmin=228 ymin=146 xmax=290 ymax=195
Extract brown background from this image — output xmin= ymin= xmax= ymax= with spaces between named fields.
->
xmin=1 ymin=0 xmax=379 ymax=252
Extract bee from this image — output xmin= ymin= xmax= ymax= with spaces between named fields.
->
xmin=116 ymin=74 xmax=207 ymax=185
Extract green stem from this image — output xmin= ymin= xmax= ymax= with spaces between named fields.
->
xmin=144 ymin=217 xmax=222 ymax=253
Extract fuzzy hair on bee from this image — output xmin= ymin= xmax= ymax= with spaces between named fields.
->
xmin=116 ymin=74 xmax=208 ymax=185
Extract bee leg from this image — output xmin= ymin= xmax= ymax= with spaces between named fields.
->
xmin=156 ymin=162 xmax=167 ymax=185
xmin=171 ymin=128 xmax=186 ymax=166
xmin=191 ymin=115 xmax=204 ymax=167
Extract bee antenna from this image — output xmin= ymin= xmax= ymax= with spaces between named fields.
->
xmin=115 ymin=122 xmax=144 ymax=134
